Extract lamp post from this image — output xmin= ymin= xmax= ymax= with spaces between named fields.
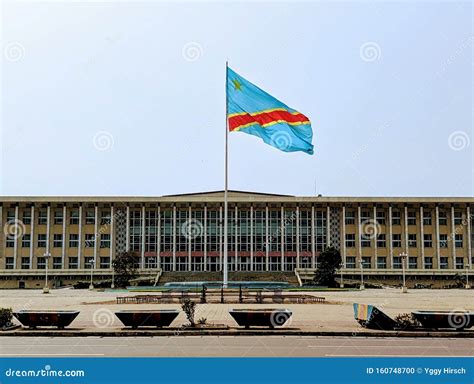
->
xmin=111 ymin=262 xmax=115 ymax=289
xmin=400 ymin=252 xmax=408 ymax=293
xmin=89 ymin=259 xmax=95 ymax=290
xmin=465 ymin=266 xmax=470 ymax=289
xmin=339 ymin=262 xmax=344 ymax=288
xmin=359 ymin=259 xmax=364 ymax=290
xmin=43 ymin=252 xmax=51 ymax=294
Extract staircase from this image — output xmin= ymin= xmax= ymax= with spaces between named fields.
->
xmin=295 ymin=268 xmax=317 ymax=286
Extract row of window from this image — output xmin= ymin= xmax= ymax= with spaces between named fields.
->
xmin=345 ymin=256 xmax=470 ymax=269
xmin=5 ymin=234 xmax=110 ymax=248
xmin=5 ymin=209 xmax=112 ymax=226
xmin=345 ymin=233 xmax=466 ymax=248
xmin=4 ymin=257 xmax=110 ymax=270
xmin=345 ymin=209 xmax=468 ymax=226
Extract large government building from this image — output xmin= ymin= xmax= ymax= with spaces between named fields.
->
xmin=0 ymin=191 xmax=472 ymax=288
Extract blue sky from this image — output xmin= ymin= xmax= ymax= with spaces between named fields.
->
xmin=1 ymin=0 xmax=472 ymax=197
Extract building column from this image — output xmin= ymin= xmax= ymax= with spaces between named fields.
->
xmin=13 ymin=205 xmax=19 ymax=269
xmin=110 ymin=205 xmax=114 ymax=268
xmin=235 ymin=205 xmax=239 ymax=271
xmin=203 ymin=204 xmax=207 ymax=272
xmin=125 ymin=205 xmax=130 ymax=252
xmin=141 ymin=205 xmax=146 ymax=269
xmin=30 ymin=205 xmax=35 ymax=269
xmin=265 ymin=205 xmax=269 ymax=271
xmin=311 ymin=205 xmax=315 ymax=268
xmin=388 ymin=205 xmax=393 ymax=269
xmin=62 ymin=205 xmax=67 ymax=269
xmin=250 ymin=205 xmax=254 ymax=271
xmin=188 ymin=205 xmax=192 ymax=271
xmin=342 ymin=205 xmax=346 ymax=268
xmin=280 ymin=205 xmax=284 ymax=271
xmin=94 ymin=204 xmax=99 ymax=269
xmin=46 ymin=204 xmax=51 ymax=268
xmin=451 ymin=205 xmax=456 ymax=266
xmin=326 ymin=205 xmax=331 ymax=248
xmin=78 ymin=204 xmax=83 ymax=269
xmin=373 ymin=205 xmax=377 ymax=264
xmin=404 ymin=205 xmax=409 ymax=258
xmin=219 ymin=205 xmax=222 ymax=272
xmin=157 ymin=205 xmax=161 ymax=269
xmin=357 ymin=205 xmax=362 ymax=263
xmin=296 ymin=205 xmax=300 ymax=269
xmin=172 ymin=205 xmax=177 ymax=271
xmin=420 ymin=205 xmax=424 ymax=268
xmin=435 ymin=205 xmax=441 ymax=269
xmin=467 ymin=206 xmax=472 ymax=268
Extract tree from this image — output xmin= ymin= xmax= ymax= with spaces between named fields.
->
xmin=313 ymin=247 xmax=341 ymax=287
xmin=112 ymin=251 xmax=138 ymax=288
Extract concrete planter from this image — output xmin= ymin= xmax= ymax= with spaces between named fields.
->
xmin=13 ymin=310 xmax=80 ymax=329
xmin=412 ymin=311 xmax=474 ymax=330
xmin=115 ymin=310 xmax=180 ymax=329
xmin=229 ymin=308 xmax=292 ymax=329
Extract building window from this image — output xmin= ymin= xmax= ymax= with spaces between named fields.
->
xmin=376 ymin=257 xmax=386 ymax=269
xmin=70 ymin=210 xmax=79 ymax=225
xmin=5 ymin=257 xmax=15 ymax=269
xmin=346 ymin=257 xmax=356 ymax=269
xmin=423 ymin=234 xmax=432 ymax=248
xmin=408 ymin=257 xmax=417 ymax=269
xmin=53 ymin=234 xmax=63 ymax=248
xmin=361 ymin=257 xmax=371 ymax=269
xmin=424 ymin=257 xmax=433 ymax=269
xmin=376 ymin=234 xmax=386 ymax=248
xmin=160 ymin=209 xmax=173 ymax=252
xmin=54 ymin=210 xmax=63 ymax=225
xmin=345 ymin=210 xmax=355 ymax=225
xmin=21 ymin=257 xmax=30 ymax=269
xmin=438 ymin=211 xmax=447 ymax=226
xmin=37 ymin=257 xmax=46 ymax=269
xmin=38 ymin=210 xmax=48 ymax=225
xmin=176 ymin=256 xmax=188 ymax=271
xmin=68 ymin=257 xmax=78 ymax=269
xmin=6 ymin=210 xmax=15 ymax=221
xmin=455 ymin=234 xmax=463 ymax=248
xmin=360 ymin=210 xmax=371 ymax=224
xmin=100 ymin=234 xmax=111 ymax=248
xmin=69 ymin=234 xmax=79 ymax=248
xmin=345 ymin=234 xmax=356 ymax=248
xmin=454 ymin=211 xmax=463 ymax=225
xmin=392 ymin=234 xmax=402 ymax=248
xmin=37 ymin=234 xmax=47 ymax=248
xmin=376 ymin=211 xmax=386 ymax=225
xmin=408 ymin=234 xmax=417 ymax=247
xmin=361 ymin=234 xmax=371 ymax=248
xmin=423 ymin=211 xmax=432 ymax=225
xmin=269 ymin=256 xmax=280 ymax=271
xmin=238 ymin=210 xmax=251 ymax=253
xmin=85 ymin=234 xmax=95 ymax=248
xmin=100 ymin=211 xmax=111 ymax=225
xmin=393 ymin=256 xmax=402 ymax=269
xmin=130 ymin=210 xmax=143 ymax=252
xmin=314 ymin=210 xmax=327 ymax=252
xmin=22 ymin=210 xmax=31 ymax=225
xmin=6 ymin=237 xmax=14 ymax=248
xmin=407 ymin=211 xmax=416 ymax=226
xmin=440 ymin=257 xmax=449 ymax=269
xmin=100 ymin=257 xmax=111 ymax=269
xmin=53 ymin=257 xmax=62 ymax=269
xmin=455 ymin=257 xmax=464 ymax=269
xmin=253 ymin=256 xmax=265 ymax=271
xmin=392 ymin=210 xmax=401 ymax=225
xmin=439 ymin=234 xmax=448 ymax=248
xmin=299 ymin=210 xmax=312 ymax=253
xmin=85 ymin=210 xmax=95 ymax=225
xmin=22 ymin=234 xmax=31 ymax=248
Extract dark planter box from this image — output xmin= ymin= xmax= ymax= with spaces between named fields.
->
xmin=412 ymin=311 xmax=474 ymax=330
xmin=229 ymin=308 xmax=292 ymax=329
xmin=13 ymin=310 xmax=80 ymax=329
xmin=115 ymin=310 xmax=180 ymax=328
xmin=353 ymin=303 xmax=397 ymax=330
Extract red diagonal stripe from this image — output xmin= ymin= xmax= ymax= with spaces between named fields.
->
xmin=228 ymin=109 xmax=310 ymax=131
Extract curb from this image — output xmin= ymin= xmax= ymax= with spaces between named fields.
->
xmin=1 ymin=329 xmax=473 ymax=338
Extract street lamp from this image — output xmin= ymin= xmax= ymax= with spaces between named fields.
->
xmin=359 ymin=259 xmax=365 ymax=290
xmin=43 ymin=252 xmax=51 ymax=294
xmin=89 ymin=259 xmax=95 ymax=290
xmin=339 ymin=262 xmax=344 ymax=288
xmin=111 ymin=261 xmax=115 ymax=289
xmin=400 ymin=252 xmax=408 ymax=293
xmin=465 ymin=266 xmax=470 ymax=289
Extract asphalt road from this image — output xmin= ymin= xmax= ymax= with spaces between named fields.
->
xmin=1 ymin=336 xmax=472 ymax=357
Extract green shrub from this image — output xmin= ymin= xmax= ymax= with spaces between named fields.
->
xmin=181 ymin=299 xmax=196 ymax=326
xmin=0 ymin=308 xmax=13 ymax=329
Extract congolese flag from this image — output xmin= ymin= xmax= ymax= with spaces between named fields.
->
xmin=227 ymin=67 xmax=314 ymax=155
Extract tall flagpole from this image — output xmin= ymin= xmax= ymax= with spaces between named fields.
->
xmin=223 ymin=60 xmax=229 ymax=288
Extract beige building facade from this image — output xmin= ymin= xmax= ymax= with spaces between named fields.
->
xmin=0 ymin=191 xmax=472 ymax=288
